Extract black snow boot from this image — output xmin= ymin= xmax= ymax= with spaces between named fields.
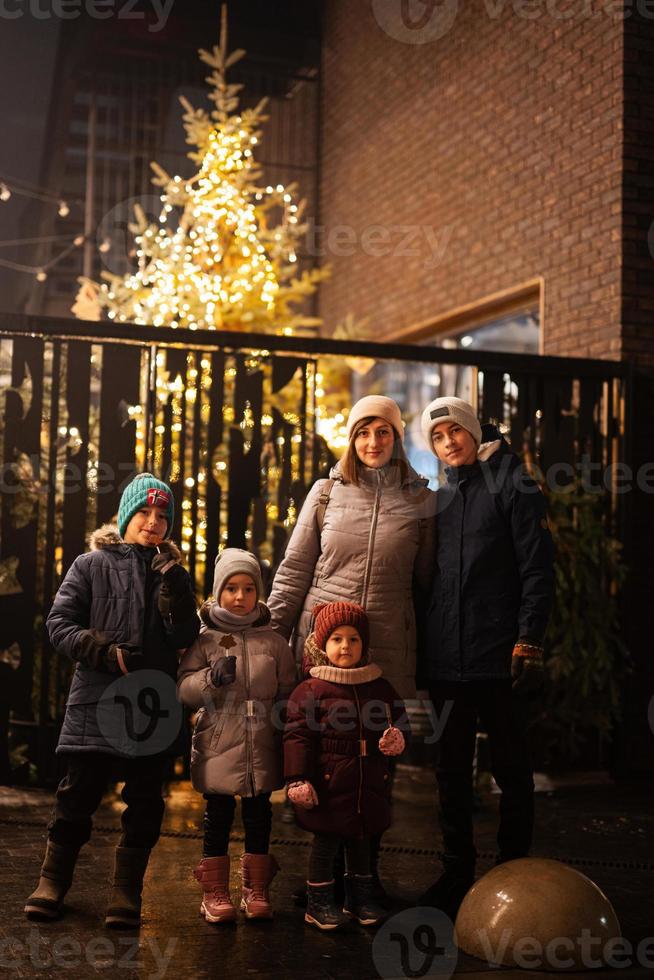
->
xmin=305 ymin=881 xmax=349 ymax=931
xmin=343 ymin=873 xmax=386 ymax=927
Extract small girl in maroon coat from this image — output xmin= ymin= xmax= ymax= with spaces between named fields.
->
xmin=283 ymin=601 xmax=406 ymax=931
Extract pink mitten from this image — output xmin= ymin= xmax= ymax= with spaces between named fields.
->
xmin=379 ymin=726 xmax=405 ymax=757
xmin=287 ymin=781 xmax=319 ymax=810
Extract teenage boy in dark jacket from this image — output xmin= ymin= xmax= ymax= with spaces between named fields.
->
xmin=25 ymin=473 xmax=199 ymax=928
xmin=418 ymin=396 xmax=555 ymax=919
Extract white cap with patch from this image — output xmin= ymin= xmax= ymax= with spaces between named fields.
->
xmin=421 ymin=396 xmax=483 ymax=455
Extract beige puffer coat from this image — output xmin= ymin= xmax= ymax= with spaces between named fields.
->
xmin=177 ymin=603 xmax=296 ymax=796
xmin=268 ymin=462 xmax=436 ymax=700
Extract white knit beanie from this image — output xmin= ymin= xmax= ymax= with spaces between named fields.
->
xmin=421 ymin=396 xmax=482 ymax=454
xmin=346 ymin=396 xmax=404 ymax=441
xmin=213 ymin=548 xmax=263 ymax=602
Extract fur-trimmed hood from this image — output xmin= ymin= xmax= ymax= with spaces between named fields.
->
xmin=89 ymin=523 xmax=182 ymax=560
xmin=477 ymin=438 xmax=502 ymax=462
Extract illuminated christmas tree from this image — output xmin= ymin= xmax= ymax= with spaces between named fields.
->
xmin=74 ymin=7 xmax=327 ymax=334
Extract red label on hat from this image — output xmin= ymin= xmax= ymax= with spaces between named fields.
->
xmin=147 ymin=488 xmax=171 ymax=507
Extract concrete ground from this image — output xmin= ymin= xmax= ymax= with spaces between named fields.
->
xmin=1 ymin=766 xmax=653 ymax=979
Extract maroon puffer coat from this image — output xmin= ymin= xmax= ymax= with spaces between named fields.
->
xmin=283 ymin=664 xmax=406 ymax=838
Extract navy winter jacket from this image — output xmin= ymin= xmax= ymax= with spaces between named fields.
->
xmin=47 ymin=525 xmax=199 ymax=757
xmin=421 ymin=437 xmax=555 ymax=683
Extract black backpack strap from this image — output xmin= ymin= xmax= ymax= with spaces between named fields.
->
xmin=316 ymin=479 xmax=335 ymax=534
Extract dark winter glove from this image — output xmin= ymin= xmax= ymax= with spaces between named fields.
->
xmin=76 ymin=631 xmax=144 ymax=674
xmin=511 ymin=643 xmax=544 ymax=697
xmin=152 ymin=554 xmax=197 ymax=624
xmin=75 ymin=629 xmax=110 ymax=671
xmin=210 ymin=655 xmax=237 ymax=688
xmin=151 ymin=553 xmax=189 ymax=592
xmin=111 ymin=644 xmax=145 ymax=674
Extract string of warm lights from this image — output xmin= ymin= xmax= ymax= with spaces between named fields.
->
xmin=0 ymin=174 xmax=78 ymax=215
xmin=0 ymin=173 xmax=91 ymax=281
xmin=0 ymin=232 xmax=83 ymax=249
xmin=0 ymin=233 xmax=90 ymax=282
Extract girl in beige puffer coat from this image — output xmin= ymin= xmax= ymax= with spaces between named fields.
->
xmin=178 ymin=549 xmax=296 ymax=924
xmin=268 ymin=395 xmax=436 ymax=703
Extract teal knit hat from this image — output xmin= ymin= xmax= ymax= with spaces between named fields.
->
xmin=118 ymin=473 xmax=175 ymax=539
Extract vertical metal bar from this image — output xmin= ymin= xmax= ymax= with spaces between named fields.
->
xmin=39 ymin=341 xmax=62 ymax=782
xmin=83 ymin=93 xmax=97 ymax=280
xmin=189 ymin=351 xmax=203 ymax=579
xmin=204 ymin=351 xmax=224 ymax=596
xmin=143 ymin=343 xmax=157 ymax=473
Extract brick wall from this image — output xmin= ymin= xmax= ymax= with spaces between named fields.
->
xmin=622 ymin=16 xmax=654 ymax=368
xmin=318 ymin=0 xmax=624 ymax=359
xmin=620 ymin=17 xmax=654 ymax=771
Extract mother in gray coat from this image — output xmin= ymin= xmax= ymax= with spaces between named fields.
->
xmin=268 ymin=395 xmax=436 ymax=703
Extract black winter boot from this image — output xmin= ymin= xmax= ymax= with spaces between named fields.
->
xmin=105 ymin=845 xmax=151 ymax=928
xmin=24 ymin=840 xmax=81 ymax=920
xmin=418 ymin=855 xmax=475 ymax=920
xmin=343 ymin=873 xmax=386 ymax=927
xmin=305 ymin=881 xmax=349 ymax=931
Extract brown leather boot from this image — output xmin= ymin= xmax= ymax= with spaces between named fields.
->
xmin=240 ymin=853 xmax=279 ymax=919
xmin=105 ymin=845 xmax=150 ymax=928
xmin=194 ymin=856 xmax=237 ymax=924
xmin=24 ymin=840 xmax=81 ymax=921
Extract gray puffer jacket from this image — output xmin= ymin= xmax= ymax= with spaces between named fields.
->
xmin=47 ymin=525 xmax=200 ymax=757
xmin=267 ymin=462 xmax=436 ymax=700
xmin=177 ymin=602 xmax=297 ymax=796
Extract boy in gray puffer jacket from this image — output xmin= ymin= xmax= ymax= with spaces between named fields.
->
xmin=24 ymin=474 xmax=199 ymax=928
xmin=178 ymin=549 xmax=296 ymax=924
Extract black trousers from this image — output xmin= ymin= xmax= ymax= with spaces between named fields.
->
xmin=429 ymin=680 xmax=534 ymax=865
xmin=48 ymin=753 xmax=168 ymax=850
xmin=309 ymin=833 xmax=371 ymax=883
xmin=203 ymin=793 xmax=272 ymax=857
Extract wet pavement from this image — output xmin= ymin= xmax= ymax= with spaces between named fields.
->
xmin=1 ymin=767 xmax=653 ymax=979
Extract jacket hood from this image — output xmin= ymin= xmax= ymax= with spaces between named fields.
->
xmin=329 ymin=459 xmax=428 ymax=490
xmin=199 ymin=599 xmax=271 ymax=630
xmin=477 ymin=438 xmax=502 ymax=462
xmin=89 ymin=523 xmax=182 ymax=560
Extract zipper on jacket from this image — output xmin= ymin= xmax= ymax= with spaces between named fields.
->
xmin=242 ymin=634 xmax=257 ymax=796
xmin=360 ymin=477 xmax=382 ymax=608
xmin=353 ymin=687 xmax=363 ymax=816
